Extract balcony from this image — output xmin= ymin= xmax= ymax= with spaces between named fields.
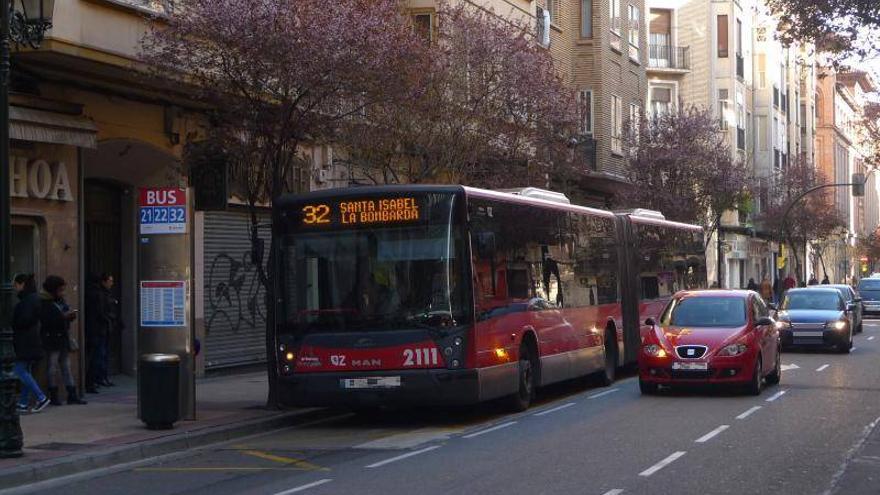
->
xmin=648 ymin=45 xmax=690 ymax=71
xmin=737 ymin=127 xmax=745 ymax=151
xmin=736 ymin=53 xmax=744 ymax=78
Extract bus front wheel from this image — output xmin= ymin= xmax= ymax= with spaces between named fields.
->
xmin=506 ymin=344 xmax=535 ymax=412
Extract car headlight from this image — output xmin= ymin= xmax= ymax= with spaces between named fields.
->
xmin=828 ymin=320 xmax=847 ymax=331
xmin=643 ymin=344 xmax=667 ymax=357
xmin=718 ymin=343 xmax=747 ymax=356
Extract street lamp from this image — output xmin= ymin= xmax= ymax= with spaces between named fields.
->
xmin=0 ymin=0 xmax=53 ymax=459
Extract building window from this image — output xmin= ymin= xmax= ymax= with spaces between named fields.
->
xmin=581 ymin=0 xmax=592 ymax=38
xmin=630 ymin=101 xmax=641 ymax=136
xmin=11 ymin=223 xmax=38 ymax=280
xmin=628 ymin=5 xmax=640 ymax=52
xmin=578 ymin=89 xmax=594 ymax=135
xmin=611 ymin=0 xmax=621 ymax=33
xmin=717 ymin=15 xmax=728 ymax=58
xmin=537 ymin=6 xmax=550 ymax=47
xmin=757 ymin=115 xmax=768 ymax=151
xmin=736 ymin=19 xmax=742 ymax=56
xmin=650 ymin=85 xmax=672 ymax=117
xmin=611 ymin=94 xmax=623 ymax=155
xmin=718 ymin=89 xmax=729 ymax=130
xmin=412 ymin=13 xmax=434 ymax=42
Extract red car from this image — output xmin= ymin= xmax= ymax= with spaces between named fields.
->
xmin=638 ymin=290 xmax=781 ymax=395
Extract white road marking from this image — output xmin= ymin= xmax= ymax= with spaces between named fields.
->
xmin=602 ymin=490 xmax=625 ymax=495
xmin=355 ymin=427 xmax=462 ymax=449
xmin=695 ymin=425 xmax=730 ymax=443
xmin=274 ymin=479 xmax=333 ymax=494
xmin=781 ymin=363 xmax=800 ymax=371
xmin=851 ymin=347 xmax=857 ymax=352
xmin=736 ymin=406 xmax=762 ymax=420
xmin=462 ymin=421 xmax=517 ymax=439
xmin=766 ymin=390 xmax=787 ymax=402
xmin=639 ymin=451 xmax=686 ymax=477
xmin=816 ymin=364 xmax=830 ymax=372
xmin=868 ymin=336 xmax=875 ymax=341
xmin=534 ymin=402 xmax=576 ymax=417
xmin=365 ymin=446 xmax=441 ymax=468
xmin=588 ymin=388 xmax=620 ymax=399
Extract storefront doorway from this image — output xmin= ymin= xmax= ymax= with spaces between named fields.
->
xmin=84 ymin=180 xmax=124 ymax=375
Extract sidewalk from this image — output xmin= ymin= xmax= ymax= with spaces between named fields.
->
xmin=0 ymin=371 xmax=323 ymax=490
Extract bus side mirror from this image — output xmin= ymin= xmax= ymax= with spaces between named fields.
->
xmin=645 ymin=318 xmax=656 ymax=327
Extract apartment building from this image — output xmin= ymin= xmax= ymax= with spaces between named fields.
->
xmin=646 ymin=0 xmax=772 ymax=288
xmin=814 ymin=69 xmax=878 ymax=283
xmin=409 ymin=0 xmax=648 ymax=207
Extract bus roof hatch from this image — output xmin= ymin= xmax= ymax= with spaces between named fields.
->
xmin=496 ymin=187 xmax=571 ymax=204
xmin=614 ymin=208 xmax=666 ymax=220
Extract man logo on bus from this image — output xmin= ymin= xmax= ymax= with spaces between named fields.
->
xmin=330 ymin=355 xmax=347 ymax=366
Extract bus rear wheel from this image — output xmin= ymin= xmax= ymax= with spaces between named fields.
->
xmin=506 ymin=344 xmax=535 ymax=412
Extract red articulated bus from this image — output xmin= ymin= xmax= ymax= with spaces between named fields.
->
xmin=272 ymin=185 xmax=707 ymax=410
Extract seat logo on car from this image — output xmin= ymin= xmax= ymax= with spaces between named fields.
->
xmin=687 ymin=348 xmax=696 ymax=356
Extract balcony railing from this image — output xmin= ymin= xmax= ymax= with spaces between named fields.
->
xmin=736 ymin=53 xmax=744 ymax=78
xmin=737 ymin=128 xmax=746 ymax=150
xmin=648 ymin=45 xmax=691 ymax=70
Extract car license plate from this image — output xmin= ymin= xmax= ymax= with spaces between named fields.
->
xmin=673 ymin=361 xmax=707 ymax=370
xmin=793 ymin=331 xmax=823 ymax=338
xmin=341 ymin=376 xmax=401 ymax=389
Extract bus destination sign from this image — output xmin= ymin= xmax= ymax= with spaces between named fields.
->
xmin=301 ymin=197 xmax=421 ymax=227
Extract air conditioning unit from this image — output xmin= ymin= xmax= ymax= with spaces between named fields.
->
xmin=497 ymin=187 xmax=571 ymax=204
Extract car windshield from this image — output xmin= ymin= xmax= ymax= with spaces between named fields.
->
xmin=783 ymin=292 xmax=841 ymax=311
xmin=661 ymin=296 xmax=747 ymax=327
xmin=858 ymin=280 xmax=880 ymax=291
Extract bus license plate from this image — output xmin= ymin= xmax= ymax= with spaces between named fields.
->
xmin=341 ymin=377 xmax=402 ymax=389
xmin=673 ymin=362 xmax=707 ymax=371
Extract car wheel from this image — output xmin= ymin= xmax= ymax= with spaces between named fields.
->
xmin=746 ymin=355 xmax=763 ymax=396
xmin=639 ymin=378 xmax=658 ymax=395
xmin=765 ymin=345 xmax=781 ymax=386
xmin=838 ymin=330 xmax=853 ymax=354
xmin=596 ymin=330 xmax=617 ymax=386
xmin=506 ymin=344 xmax=535 ymax=412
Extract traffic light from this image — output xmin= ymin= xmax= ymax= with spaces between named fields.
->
xmin=852 ymin=173 xmax=865 ymax=197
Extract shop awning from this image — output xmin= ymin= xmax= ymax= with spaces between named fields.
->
xmin=10 ymin=106 xmax=98 ymax=149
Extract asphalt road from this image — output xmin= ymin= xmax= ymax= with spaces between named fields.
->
xmin=12 ymin=322 xmax=880 ymax=495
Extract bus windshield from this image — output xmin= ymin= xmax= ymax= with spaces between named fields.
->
xmin=280 ymin=195 xmax=468 ymax=334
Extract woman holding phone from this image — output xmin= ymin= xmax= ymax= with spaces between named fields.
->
xmin=39 ymin=275 xmax=87 ymax=405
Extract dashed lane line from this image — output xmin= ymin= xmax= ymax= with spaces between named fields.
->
xmin=766 ymin=390 xmax=787 ymax=402
xmin=816 ymin=364 xmax=830 ymax=372
xmin=868 ymin=336 xmax=875 ymax=341
xmin=462 ymin=421 xmax=517 ymax=439
xmin=365 ymin=446 xmax=442 ymax=469
xmin=273 ymin=479 xmax=333 ymax=495
xmin=851 ymin=347 xmax=858 ymax=352
xmin=639 ymin=451 xmax=687 ymax=477
xmin=601 ymin=490 xmax=625 ymax=495
xmin=695 ymin=425 xmax=730 ymax=443
xmin=588 ymin=388 xmax=620 ymax=399
xmin=736 ymin=406 xmax=762 ymax=419
xmin=534 ymin=402 xmax=576 ymax=417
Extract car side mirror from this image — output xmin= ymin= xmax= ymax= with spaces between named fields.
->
xmin=756 ymin=316 xmax=774 ymax=326
xmin=645 ymin=318 xmax=656 ymax=327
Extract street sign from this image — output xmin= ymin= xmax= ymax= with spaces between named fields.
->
xmin=139 ymin=188 xmax=187 ymax=234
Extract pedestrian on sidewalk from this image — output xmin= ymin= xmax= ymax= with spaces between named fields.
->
xmin=760 ymin=276 xmax=772 ymax=302
xmin=12 ymin=274 xmax=50 ymax=413
xmin=808 ymin=274 xmax=818 ymax=285
xmin=39 ymin=275 xmax=87 ymax=406
xmin=86 ymin=273 xmax=118 ymax=393
xmin=746 ymin=278 xmax=759 ymax=292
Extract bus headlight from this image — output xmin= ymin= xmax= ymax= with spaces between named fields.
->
xmin=285 ymin=352 xmax=295 ymax=361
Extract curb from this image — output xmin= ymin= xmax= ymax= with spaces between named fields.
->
xmin=0 ymin=407 xmax=333 ymax=491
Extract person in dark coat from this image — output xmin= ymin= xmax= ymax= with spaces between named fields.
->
xmin=12 ymin=274 xmax=49 ymax=413
xmin=39 ymin=275 xmax=86 ymax=405
xmin=85 ymin=273 xmax=117 ymax=393
xmin=746 ymin=278 xmax=759 ymax=292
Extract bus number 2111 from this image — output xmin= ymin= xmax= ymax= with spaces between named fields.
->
xmin=403 ymin=348 xmax=439 ymax=366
